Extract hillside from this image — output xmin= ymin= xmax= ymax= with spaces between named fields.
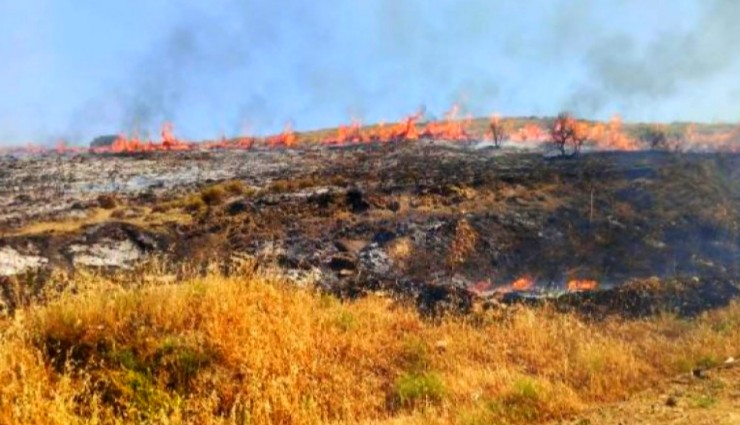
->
xmin=1 ymin=269 xmax=738 ymax=424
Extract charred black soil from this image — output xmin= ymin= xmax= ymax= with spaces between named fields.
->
xmin=2 ymin=142 xmax=739 ymax=316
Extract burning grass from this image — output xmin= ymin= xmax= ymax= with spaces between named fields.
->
xmin=0 ymin=269 xmax=738 ymax=424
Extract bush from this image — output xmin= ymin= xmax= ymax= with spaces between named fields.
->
xmin=97 ymin=194 xmax=118 ymax=209
xmin=392 ymin=372 xmax=445 ymax=409
xmin=182 ymin=195 xmax=207 ymax=213
xmin=199 ymin=186 xmax=226 ymax=206
xmin=222 ymin=180 xmax=248 ymax=195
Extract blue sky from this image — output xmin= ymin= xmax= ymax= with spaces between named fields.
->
xmin=1 ymin=0 xmax=739 ymax=145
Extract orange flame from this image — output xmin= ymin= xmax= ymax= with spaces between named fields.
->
xmin=567 ymin=279 xmax=598 ymax=292
xmin=421 ymin=104 xmax=472 ymax=141
xmin=591 ymin=115 xmax=640 ymax=151
xmin=7 ymin=109 xmax=740 ymax=156
xmin=267 ymin=122 xmax=297 ymax=148
xmin=107 ymin=122 xmax=191 ymax=153
xmin=510 ymin=123 xmax=548 ymax=143
xmin=328 ymin=117 xmax=367 ymax=145
xmin=511 ymin=276 xmax=535 ymax=291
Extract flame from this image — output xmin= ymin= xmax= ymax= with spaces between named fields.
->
xmin=328 ymin=117 xmax=367 ymax=145
xmin=203 ymin=134 xmax=255 ymax=150
xmin=469 ymin=280 xmax=492 ymax=295
xmin=267 ymin=122 xmax=297 ymax=148
xmin=591 ymin=115 xmax=640 ymax=151
xmin=5 ymin=109 xmax=740 ymax=156
xmin=567 ymin=279 xmax=598 ymax=292
xmin=510 ymin=123 xmax=548 ymax=143
xmin=421 ymin=104 xmax=472 ymax=141
xmin=391 ymin=112 xmax=422 ymax=141
xmin=106 ymin=122 xmax=191 ymax=153
xmin=511 ymin=276 xmax=535 ymax=291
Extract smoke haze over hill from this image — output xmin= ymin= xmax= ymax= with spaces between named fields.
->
xmin=1 ymin=0 xmax=739 ymax=145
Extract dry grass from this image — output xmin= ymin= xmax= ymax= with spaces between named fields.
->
xmin=7 ymin=208 xmax=116 ymax=236
xmin=7 ymin=202 xmax=195 ymax=237
xmin=0 ymin=270 xmax=738 ymax=424
xmin=446 ymin=219 xmax=478 ymax=269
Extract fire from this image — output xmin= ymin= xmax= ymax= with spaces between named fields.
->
xmin=421 ymin=104 xmax=472 ymax=141
xmin=54 ymin=140 xmax=84 ymax=155
xmin=6 ymin=107 xmax=740 ymax=156
xmin=107 ymin=122 xmax=191 ymax=153
xmin=511 ymin=276 xmax=535 ymax=291
xmin=368 ymin=121 xmax=394 ymax=142
xmin=590 ymin=115 xmax=640 ymax=151
xmin=683 ymin=124 xmax=740 ymax=152
xmin=390 ymin=112 xmax=422 ymax=141
xmin=567 ymin=279 xmax=598 ymax=292
xmin=328 ymin=117 xmax=367 ymax=145
xmin=510 ymin=123 xmax=548 ymax=143
xmin=203 ymin=134 xmax=255 ymax=150
xmin=267 ymin=122 xmax=297 ymax=148
xmin=160 ymin=122 xmax=189 ymax=151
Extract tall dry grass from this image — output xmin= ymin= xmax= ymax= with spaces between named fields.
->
xmin=0 ymin=270 xmax=738 ymax=424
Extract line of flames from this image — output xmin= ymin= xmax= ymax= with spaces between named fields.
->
xmin=4 ymin=108 xmax=740 ymax=156
xmin=469 ymin=276 xmax=600 ymax=294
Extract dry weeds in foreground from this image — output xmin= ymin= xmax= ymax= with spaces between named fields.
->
xmin=0 ymin=271 xmax=738 ymax=424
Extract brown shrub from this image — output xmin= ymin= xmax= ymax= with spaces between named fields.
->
xmin=97 ymin=194 xmax=118 ymax=210
xmin=199 ymin=186 xmax=226 ymax=206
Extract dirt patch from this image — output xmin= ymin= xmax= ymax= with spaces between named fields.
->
xmin=557 ymin=361 xmax=740 ymax=425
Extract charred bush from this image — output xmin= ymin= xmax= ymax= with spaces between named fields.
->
xmin=97 ymin=194 xmax=118 ymax=210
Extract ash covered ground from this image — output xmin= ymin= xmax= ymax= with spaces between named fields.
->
xmin=1 ymin=141 xmax=739 ymax=316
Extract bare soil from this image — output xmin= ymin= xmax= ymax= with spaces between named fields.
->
xmin=557 ymin=361 xmax=740 ymax=425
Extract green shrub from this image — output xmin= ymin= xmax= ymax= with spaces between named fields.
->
xmin=335 ymin=310 xmax=356 ymax=331
xmin=693 ymin=395 xmax=717 ymax=408
xmin=399 ymin=337 xmax=431 ymax=373
xmin=392 ymin=372 xmax=445 ymax=408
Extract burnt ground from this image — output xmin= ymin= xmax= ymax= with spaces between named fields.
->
xmin=1 ymin=141 xmax=739 ymax=316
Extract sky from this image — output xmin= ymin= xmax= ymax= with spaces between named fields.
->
xmin=1 ymin=0 xmax=740 ymax=145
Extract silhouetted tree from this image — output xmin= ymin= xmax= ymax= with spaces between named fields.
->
xmin=550 ymin=112 xmax=588 ymax=157
xmin=638 ymin=124 xmax=683 ymax=152
xmin=639 ymin=125 xmax=669 ymax=150
xmin=489 ymin=115 xmax=508 ymax=148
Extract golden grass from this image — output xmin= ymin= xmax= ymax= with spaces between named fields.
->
xmin=7 ymin=205 xmax=193 ymax=237
xmin=7 ymin=208 xmax=115 ymax=236
xmin=0 ymin=270 xmax=738 ymax=424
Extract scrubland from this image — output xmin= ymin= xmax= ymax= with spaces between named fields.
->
xmin=1 ymin=268 xmax=737 ymax=424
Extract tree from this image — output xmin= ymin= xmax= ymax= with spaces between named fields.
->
xmin=550 ymin=112 xmax=588 ymax=157
xmin=489 ymin=115 xmax=508 ymax=148
xmin=638 ymin=124 xmax=683 ymax=152
xmin=639 ymin=125 xmax=668 ymax=150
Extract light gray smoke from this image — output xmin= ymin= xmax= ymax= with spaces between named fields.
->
xmin=567 ymin=0 xmax=740 ymax=116
xmin=68 ymin=0 xmax=740 ymax=142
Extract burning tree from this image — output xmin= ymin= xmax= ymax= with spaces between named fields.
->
xmin=488 ymin=115 xmax=508 ymax=148
xmin=550 ymin=112 xmax=588 ymax=157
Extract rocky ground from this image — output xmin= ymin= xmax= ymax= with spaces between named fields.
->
xmin=1 ymin=140 xmax=739 ymax=316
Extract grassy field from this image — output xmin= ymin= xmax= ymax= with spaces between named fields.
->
xmin=0 ymin=267 xmax=737 ymax=424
